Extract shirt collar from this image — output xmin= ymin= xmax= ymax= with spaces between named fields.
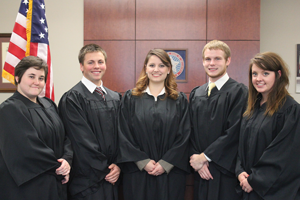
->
xmin=143 ymin=86 xmax=165 ymax=101
xmin=207 ymin=73 xmax=229 ymax=91
xmin=81 ymin=76 xmax=107 ymax=94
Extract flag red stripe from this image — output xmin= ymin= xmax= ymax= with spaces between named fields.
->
xmin=3 ymin=63 xmax=16 ymax=75
xmin=45 ymin=45 xmax=51 ymax=98
xmin=8 ymin=43 xmax=26 ymax=60
xmin=30 ymin=42 xmax=38 ymax=56
xmin=13 ymin=23 xmax=27 ymax=40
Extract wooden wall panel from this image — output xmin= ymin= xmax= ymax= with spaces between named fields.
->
xmin=225 ymin=41 xmax=260 ymax=86
xmin=136 ymin=0 xmax=207 ymax=40
xmin=84 ymin=0 xmax=135 ymax=40
xmin=207 ymin=0 xmax=260 ymax=40
xmin=84 ymin=41 xmax=136 ymax=92
xmin=136 ymin=41 xmax=207 ymax=93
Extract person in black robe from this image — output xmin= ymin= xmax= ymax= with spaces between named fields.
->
xmin=189 ymin=40 xmax=247 ymax=200
xmin=236 ymin=52 xmax=300 ymax=200
xmin=0 ymin=56 xmax=73 ymax=200
xmin=117 ymin=49 xmax=190 ymax=200
xmin=58 ymin=44 xmax=121 ymax=200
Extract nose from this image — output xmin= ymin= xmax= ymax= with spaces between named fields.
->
xmin=255 ymin=74 xmax=263 ymax=81
xmin=154 ymin=65 xmax=159 ymax=71
xmin=209 ymin=59 xmax=215 ymax=65
xmin=33 ymin=78 xmax=40 ymax=85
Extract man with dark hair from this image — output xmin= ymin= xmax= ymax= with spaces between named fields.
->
xmin=59 ymin=44 xmax=121 ymax=200
xmin=189 ymin=40 xmax=248 ymax=200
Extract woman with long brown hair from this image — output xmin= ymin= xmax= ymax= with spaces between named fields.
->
xmin=236 ymin=52 xmax=300 ymax=200
xmin=117 ymin=49 xmax=190 ymax=200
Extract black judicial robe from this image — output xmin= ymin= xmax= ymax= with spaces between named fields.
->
xmin=189 ymin=78 xmax=248 ymax=200
xmin=0 ymin=91 xmax=73 ymax=200
xmin=236 ymin=95 xmax=300 ymax=200
xmin=117 ymin=90 xmax=190 ymax=200
xmin=58 ymin=82 xmax=121 ymax=200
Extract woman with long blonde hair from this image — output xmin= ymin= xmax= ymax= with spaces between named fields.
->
xmin=117 ymin=49 xmax=190 ymax=200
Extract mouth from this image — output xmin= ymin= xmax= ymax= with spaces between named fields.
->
xmin=255 ymin=82 xmax=265 ymax=88
xmin=151 ymin=73 xmax=162 ymax=77
xmin=92 ymin=71 xmax=101 ymax=74
xmin=208 ymin=68 xmax=218 ymax=71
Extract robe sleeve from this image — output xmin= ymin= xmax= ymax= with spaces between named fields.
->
xmin=204 ymin=85 xmax=247 ymax=173
xmin=159 ymin=93 xmax=190 ymax=173
xmin=47 ymin=98 xmax=73 ymax=166
xmin=0 ymin=101 xmax=60 ymax=186
xmin=247 ymin=104 xmax=300 ymax=199
xmin=58 ymin=92 xmax=108 ymax=172
xmin=117 ymin=91 xmax=150 ymax=163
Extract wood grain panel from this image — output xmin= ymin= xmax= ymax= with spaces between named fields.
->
xmin=84 ymin=41 xmax=135 ymax=92
xmin=136 ymin=41 xmax=207 ymax=93
xmin=84 ymin=0 xmax=135 ymax=40
xmin=136 ymin=0 xmax=206 ymax=40
xmin=207 ymin=0 xmax=260 ymax=40
xmin=225 ymin=41 xmax=260 ymax=86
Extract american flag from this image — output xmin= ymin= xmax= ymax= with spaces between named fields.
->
xmin=2 ymin=0 xmax=54 ymax=101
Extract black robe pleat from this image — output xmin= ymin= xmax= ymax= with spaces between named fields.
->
xmin=189 ymin=78 xmax=248 ymax=200
xmin=58 ymin=82 xmax=121 ymax=200
xmin=117 ymin=90 xmax=190 ymax=200
xmin=236 ymin=95 xmax=300 ymax=200
xmin=0 ymin=91 xmax=73 ymax=200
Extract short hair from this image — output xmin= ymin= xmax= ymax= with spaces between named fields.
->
xmin=14 ymin=56 xmax=48 ymax=85
xmin=202 ymin=40 xmax=231 ymax=61
xmin=78 ymin=44 xmax=107 ymax=65
xmin=244 ymin=52 xmax=290 ymax=117
xmin=132 ymin=49 xmax=178 ymax=100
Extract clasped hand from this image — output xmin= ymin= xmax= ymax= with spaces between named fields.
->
xmin=190 ymin=153 xmax=213 ymax=180
xmin=56 ymin=158 xmax=71 ymax=184
xmin=238 ymin=172 xmax=253 ymax=193
xmin=144 ymin=160 xmax=165 ymax=176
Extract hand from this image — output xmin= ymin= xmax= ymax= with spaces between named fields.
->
xmin=144 ymin=160 xmax=156 ymax=173
xmin=56 ymin=159 xmax=70 ymax=176
xmin=198 ymin=162 xmax=213 ymax=180
xmin=190 ymin=153 xmax=208 ymax=171
xmin=238 ymin=172 xmax=253 ymax=193
xmin=105 ymin=164 xmax=121 ymax=185
xmin=62 ymin=174 xmax=69 ymax=184
xmin=148 ymin=162 xmax=165 ymax=176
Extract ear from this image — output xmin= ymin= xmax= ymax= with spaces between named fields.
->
xmin=278 ymin=70 xmax=281 ymax=77
xmin=80 ymin=64 xmax=84 ymax=72
xmin=226 ymin=57 xmax=231 ymax=66
xmin=15 ymin=76 xmax=19 ymax=84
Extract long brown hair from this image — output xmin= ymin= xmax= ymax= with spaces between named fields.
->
xmin=244 ymin=52 xmax=290 ymax=117
xmin=132 ymin=49 xmax=178 ymax=100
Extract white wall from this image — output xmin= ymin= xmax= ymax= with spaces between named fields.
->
xmin=261 ymin=0 xmax=300 ymax=102
xmin=1 ymin=0 xmax=300 ymax=103
xmin=0 ymin=0 xmax=83 ymax=104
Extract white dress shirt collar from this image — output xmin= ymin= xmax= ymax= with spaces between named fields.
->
xmin=207 ymin=73 xmax=229 ymax=91
xmin=143 ymin=86 xmax=165 ymax=101
xmin=81 ymin=76 xmax=107 ymax=94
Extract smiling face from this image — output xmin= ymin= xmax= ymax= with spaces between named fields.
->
xmin=16 ymin=67 xmax=45 ymax=103
xmin=145 ymin=55 xmax=170 ymax=85
xmin=80 ymin=51 xmax=106 ymax=86
xmin=251 ymin=64 xmax=277 ymax=101
xmin=203 ymin=49 xmax=231 ymax=82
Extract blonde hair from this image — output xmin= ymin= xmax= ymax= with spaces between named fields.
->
xmin=202 ymin=40 xmax=231 ymax=61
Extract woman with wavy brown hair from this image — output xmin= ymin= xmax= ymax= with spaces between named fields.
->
xmin=117 ymin=49 xmax=190 ymax=200
xmin=236 ymin=52 xmax=300 ymax=200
